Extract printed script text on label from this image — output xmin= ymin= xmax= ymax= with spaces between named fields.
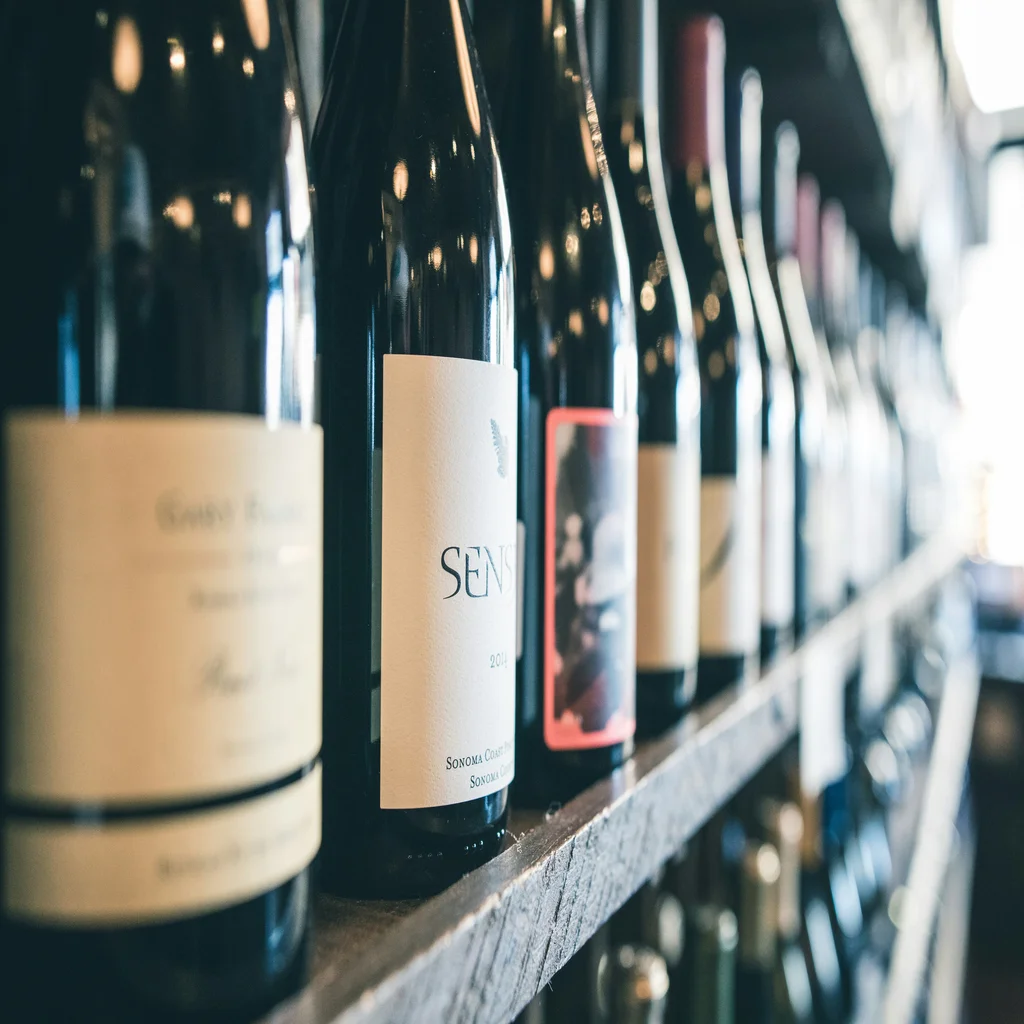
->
xmin=3 ymin=414 xmax=323 ymax=804
xmin=379 ymin=355 xmax=518 ymax=809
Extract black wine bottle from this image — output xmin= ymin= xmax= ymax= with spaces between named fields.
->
xmin=727 ymin=68 xmax=796 ymax=666
xmin=1 ymin=4 xmax=320 ymax=1019
xmin=313 ymin=0 xmax=517 ymax=895
xmin=604 ymin=0 xmax=700 ymax=732
xmin=546 ymin=924 xmax=613 ymax=1024
xmin=687 ymin=905 xmax=738 ymax=1024
xmin=609 ymin=944 xmax=671 ymax=1024
xmin=669 ymin=15 xmax=761 ymax=702
xmin=763 ymin=124 xmax=827 ymax=640
xmin=762 ymin=803 xmax=815 ymax=1024
xmin=487 ymin=0 xmax=639 ymax=803
xmin=795 ymin=798 xmax=847 ymax=1024
xmin=735 ymin=842 xmax=781 ymax=1024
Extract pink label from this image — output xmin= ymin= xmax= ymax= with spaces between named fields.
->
xmin=544 ymin=408 xmax=638 ymax=751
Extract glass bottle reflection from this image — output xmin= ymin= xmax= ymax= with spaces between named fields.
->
xmin=669 ymin=15 xmax=762 ymax=702
xmin=2 ymin=3 xmax=316 ymax=1019
xmin=313 ymin=0 xmax=515 ymax=896
xmin=485 ymin=0 xmax=639 ymax=804
xmin=604 ymin=0 xmax=700 ymax=733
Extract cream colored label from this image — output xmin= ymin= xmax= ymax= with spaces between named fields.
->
xmin=4 ymin=765 xmax=320 ymax=925
xmin=4 ymin=414 xmax=323 ymax=804
xmin=380 ymin=355 xmax=517 ymax=809
xmin=636 ymin=444 xmax=699 ymax=671
xmin=699 ymin=475 xmax=760 ymax=656
xmin=860 ymin=617 xmax=896 ymax=720
xmin=800 ymin=643 xmax=848 ymax=796
xmin=762 ymin=443 xmax=795 ymax=628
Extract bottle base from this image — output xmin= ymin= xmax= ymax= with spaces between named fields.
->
xmin=2 ymin=873 xmax=311 ymax=1023
xmin=636 ymin=665 xmax=697 ymax=738
xmin=322 ymin=790 xmax=510 ymax=899
xmin=513 ymin=740 xmax=633 ymax=808
xmin=696 ymin=653 xmax=754 ymax=705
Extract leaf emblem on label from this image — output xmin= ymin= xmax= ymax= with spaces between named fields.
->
xmin=491 ymin=418 xmax=509 ymax=479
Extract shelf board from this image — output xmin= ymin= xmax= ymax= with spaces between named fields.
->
xmin=263 ymin=534 xmax=963 ymax=1024
xmin=882 ymin=653 xmax=980 ymax=1024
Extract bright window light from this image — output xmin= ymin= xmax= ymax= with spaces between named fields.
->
xmin=953 ymin=0 xmax=1024 ymax=114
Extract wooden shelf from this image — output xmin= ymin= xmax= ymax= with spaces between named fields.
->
xmin=882 ymin=654 xmax=980 ymax=1024
xmin=263 ymin=534 xmax=964 ymax=1024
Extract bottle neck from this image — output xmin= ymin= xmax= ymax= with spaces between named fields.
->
xmin=796 ymin=175 xmax=821 ymax=314
xmin=607 ymin=0 xmax=643 ymax=113
xmin=671 ymin=16 xmax=726 ymax=173
xmin=820 ymin=202 xmax=847 ymax=346
xmin=771 ymin=126 xmax=799 ymax=258
xmin=726 ymin=68 xmax=763 ymax=220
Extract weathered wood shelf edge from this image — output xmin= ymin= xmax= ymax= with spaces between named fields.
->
xmin=264 ymin=534 xmax=965 ymax=1024
xmin=881 ymin=652 xmax=980 ymax=1024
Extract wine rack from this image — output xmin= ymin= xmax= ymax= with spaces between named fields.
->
xmin=261 ymin=533 xmax=971 ymax=1024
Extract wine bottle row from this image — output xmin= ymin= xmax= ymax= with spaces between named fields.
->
xmin=520 ymin=591 xmax=967 ymax=1024
xmin=0 ymin=0 xmax=963 ymax=1020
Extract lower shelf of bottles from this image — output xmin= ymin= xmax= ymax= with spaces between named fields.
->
xmin=262 ymin=534 xmax=967 ymax=1024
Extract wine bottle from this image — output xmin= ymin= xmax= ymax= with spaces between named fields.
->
xmin=670 ymin=15 xmax=761 ymax=702
xmin=1 ymin=4 xmax=321 ymax=1018
xmin=727 ymin=68 xmax=796 ymax=666
xmin=486 ymin=0 xmax=639 ymax=803
xmin=762 ymin=803 xmax=815 ymax=1024
xmin=546 ymin=924 xmax=612 ymax=1024
xmin=736 ymin=842 xmax=781 ymax=1024
xmin=687 ymin=905 xmax=738 ymax=1024
xmin=609 ymin=945 xmax=671 ymax=1024
xmin=794 ymin=798 xmax=847 ymax=1024
xmin=866 ymin=266 xmax=905 ymax=579
xmin=820 ymin=202 xmax=875 ymax=602
xmin=795 ymin=175 xmax=847 ymax=622
xmin=313 ymin=0 xmax=517 ymax=895
xmin=765 ymin=124 xmax=828 ymax=640
xmin=856 ymin=262 xmax=902 ymax=726
xmin=604 ymin=0 xmax=700 ymax=731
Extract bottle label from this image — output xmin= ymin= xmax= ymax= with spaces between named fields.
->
xmin=4 ymin=766 xmax=321 ymax=925
xmin=544 ymin=408 xmax=638 ymax=751
xmin=699 ymin=475 xmax=760 ymax=655
xmin=379 ymin=355 xmax=518 ymax=809
xmin=4 ymin=413 xmax=323 ymax=805
xmin=636 ymin=443 xmax=699 ymax=671
xmin=762 ymin=443 xmax=795 ymax=629
xmin=516 ymin=519 xmax=526 ymax=660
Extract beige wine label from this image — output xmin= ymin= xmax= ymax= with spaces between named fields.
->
xmin=699 ymin=474 xmax=760 ymax=656
xmin=4 ymin=413 xmax=323 ymax=804
xmin=636 ymin=443 xmax=699 ymax=671
xmin=4 ymin=765 xmax=321 ymax=924
xmin=379 ymin=355 xmax=518 ymax=809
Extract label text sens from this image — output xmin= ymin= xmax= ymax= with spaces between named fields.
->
xmin=440 ymin=543 xmax=515 ymax=599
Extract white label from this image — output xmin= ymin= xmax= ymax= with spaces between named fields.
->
xmin=800 ymin=640 xmax=849 ymax=796
xmin=380 ymin=355 xmax=517 ymax=809
xmin=762 ymin=443 xmax=796 ymax=629
xmin=4 ymin=413 xmax=323 ymax=804
xmin=636 ymin=443 xmax=699 ymax=671
xmin=699 ymin=475 xmax=760 ymax=656
xmin=860 ymin=616 xmax=896 ymax=721
xmin=516 ymin=519 xmax=526 ymax=661
xmin=4 ymin=765 xmax=320 ymax=925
